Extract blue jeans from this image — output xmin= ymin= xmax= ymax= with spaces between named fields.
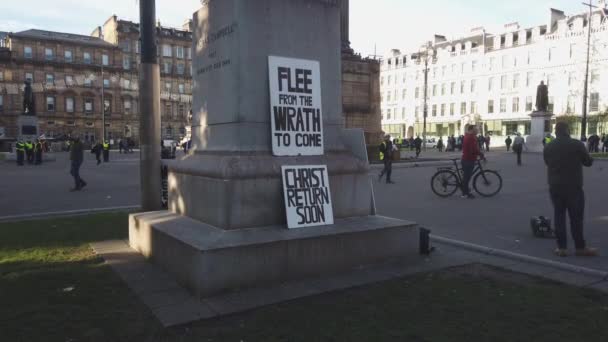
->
xmin=70 ymin=160 xmax=83 ymax=188
xmin=461 ymin=159 xmax=475 ymax=195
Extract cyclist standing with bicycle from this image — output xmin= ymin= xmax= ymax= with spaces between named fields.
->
xmin=461 ymin=125 xmax=484 ymax=199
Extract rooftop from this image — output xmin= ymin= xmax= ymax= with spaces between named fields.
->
xmin=11 ymin=29 xmax=116 ymax=48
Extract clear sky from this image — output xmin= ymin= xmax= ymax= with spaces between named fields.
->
xmin=0 ymin=0 xmax=593 ymax=56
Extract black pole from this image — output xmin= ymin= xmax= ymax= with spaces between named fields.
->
xmin=139 ymin=0 xmax=162 ymax=211
xmin=422 ymin=52 xmax=429 ymax=150
xmin=581 ymin=2 xmax=595 ymax=141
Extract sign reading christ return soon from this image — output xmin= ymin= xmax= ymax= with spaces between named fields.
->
xmin=281 ymin=165 xmax=334 ymax=229
xmin=269 ymin=56 xmax=323 ymax=156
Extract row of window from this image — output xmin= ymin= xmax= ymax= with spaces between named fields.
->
xmin=382 ymin=44 xmax=592 ymax=85
xmin=24 ymin=46 xmax=106 ymax=65
xmin=382 ymin=71 xmax=600 ymax=103
xmin=38 ymin=96 xmax=188 ymax=116
xmin=381 ymin=93 xmax=601 ymax=121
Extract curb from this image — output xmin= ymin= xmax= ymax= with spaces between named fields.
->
xmin=370 ymin=160 xmax=452 ymax=170
xmin=430 ymin=234 xmax=608 ymax=279
xmin=0 ymin=205 xmax=141 ymax=223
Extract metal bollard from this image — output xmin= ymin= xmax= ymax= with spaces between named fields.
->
xmin=419 ymin=227 xmax=432 ymax=255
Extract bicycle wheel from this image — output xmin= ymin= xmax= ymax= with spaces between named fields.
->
xmin=431 ymin=170 xmax=460 ymax=197
xmin=473 ymin=170 xmax=503 ymax=197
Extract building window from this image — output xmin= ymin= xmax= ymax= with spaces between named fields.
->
xmin=387 ymin=75 xmax=392 ymax=85
xmin=65 ymin=50 xmax=73 ymax=63
xmin=527 ymin=51 xmax=532 ymax=65
xmin=0 ymin=95 xmax=3 ymax=111
xmin=123 ymin=56 xmax=130 ymax=70
xmin=165 ymin=126 xmax=173 ymax=137
xmin=179 ymin=104 xmax=186 ymax=118
xmin=449 ymin=103 xmax=454 ymax=116
xmin=45 ymin=73 xmax=54 ymax=85
xmin=432 ymin=104 xmax=437 ymax=117
xmin=470 ymin=101 xmax=476 ymax=114
xmin=186 ymin=47 xmax=191 ymax=60
xmin=380 ymin=77 xmax=384 ymax=86
xmin=401 ymin=108 xmax=406 ymax=119
xmin=83 ymin=52 xmax=92 ymax=64
xmin=176 ymin=46 xmax=184 ymax=59
xmin=104 ymin=99 xmax=111 ymax=115
xmin=461 ymin=62 xmax=466 ymax=74
xmin=526 ymin=72 xmax=533 ymax=87
xmin=451 ymin=64 xmax=456 ymax=73
xmin=568 ymin=72 xmax=576 ymax=86
xmin=65 ymin=97 xmax=74 ymax=113
xmin=513 ymin=56 xmax=518 ymax=67
xmin=441 ymin=104 xmax=446 ymax=116
xmin=45 ymin=48 xmax=54 ymax=61
xmin=176 ymin=63 xmax=185 ymax=75
xmin=415 ymin=87 xmax=419 ymax=99
xmin=84 ymin=98 xmax=94 ymax=113
xmin=513 ymin=73 xmax=520 ymax=88
xmin=24 ymin=46 xmax=33 ymax=59
xmin=103 ymin=79 xmax=110 ymax=88
xmin=84 ymin=77 xmax=92 ymax=87
xmin=566 ymin=96 xmax=576 ymax=114
xmin=440 ymin=84 xmax=445 ymax=96
xmin=135 ymin=40 xmax=140 ymax=54
xmin=488 ymin=100 xmax=494 ymax=114
xmin=512 ymin=97 xmax=520 ymax=112
xmin=178 ymin=84 xmax=185 ymax=94
xmin=526 ymin=96 xmax=533 ymax=111
xmin=163 ymin=44 xmax=173 ymax=57
xmin=470 ymin=79 xmax=476 ymax=93
xmin=102 ymin=54 xmax=109 ymax=66
xmin=548 ymin=97 xmax=554 ymax=113
xmin=46 ymin=96 xmax=55 ymax=111
xmin=387 ymin=91 xmax=391 ymax=102
xmin=500 ymin=98 xmax=507 ymax=113
xmin=120 ymin=40 xmax=130 ymax=53
xmin=450 ymin=82 xmax=455 ymax=95
xmin=163 ymin=62 xmax=172 ymax=74
xmin=501 ymin=75 xmax=507 ymax=90
xmin=591 ymin=70 xmax=600 ymax=84
xmin=402 ymin=89 xmax=407 ymax=100
xmin=415 ymin=106 xmax=420 ymax=118
xmin=124 ymin=99 xmax=132 ymax=114
xmin=460 ymin=102 xmax=466 ymax=115
xmin=460 ymin=81 xmax=465 ymax=94
xmin=488 ymin=77 xmax=494 ymax=91
xmin=590 ymin=93 xmax=599 ymax=112
xmin=123 ymin=79 xmax=131 ymax=89
xmin=488 ymin=57 xmax=495 ymax=71
xmin=165 ymin=102 xmax=172 ymax=117
xmin=432 ymin=84 xmax=437 ymax=97
xmin=25 ymin=72 xmax=33 ymax=82
xmin=502 ymin=55 xmax=508 ymax=68
xmin=441 ymin=66 xmax=446 ymax=77
xmin=471 ymin=61 xmax=477 ymax=72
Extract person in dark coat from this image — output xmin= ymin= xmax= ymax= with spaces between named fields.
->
xmin=414 ymin=136 xmax=422 ymax=158
xmin=543 ymin=122 xmax=597 ymax=257
xmin=505 ymin=136 xmax=512 ymax=152
xmin=91 ymin=142 xmax=102 ymax=165
xmin=34 ymin=139 xmax=43 ymax=165
xmin=69 ymin=137 xmax=87 ymax=191
xmin=378 ymin=135 xmax=395 ymax=184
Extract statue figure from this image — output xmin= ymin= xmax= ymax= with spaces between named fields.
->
xmin=340 ymin=0 xmax=353 ymax=54
xmin=23 ymin=80 xmax=36 ymax=115
xmin=535 ymin=81 xmax=549 ymax=112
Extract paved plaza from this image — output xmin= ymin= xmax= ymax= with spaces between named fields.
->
xmin=2 ymin=149 xmax=607 ymax=271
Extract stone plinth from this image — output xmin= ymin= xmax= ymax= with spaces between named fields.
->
xmin=526 ymin=111 xmax=553 ymax=152
xmin=130 ymin=212 xmax=419 ymax=298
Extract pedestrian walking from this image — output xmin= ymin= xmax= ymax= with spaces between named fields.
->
xmin=409 ymin=137 xmax=414 ymax=151
xmin=102 ymin=141 xmax=110 ymax=162
xmin=118 ymin=139 xmax=124 ymax=154
xmin=484 ymin=134 xmax=491 ymax=152
xmin=602 ymin=134 xmax=607 ymax=152
xmin=91 ymin=142 xmax=102 ymax=165
xmin=15 ymin=140 xmax=25 ymax=166
xmin=69 ymin=137 xmax=87 ymax=191
xmin=414 ymin=136 xmax=422 ymax=158
xmin=512 ymin=133 xmax=525 ymax=166
xmin=378 ymin=135 xmax=395 ymax=184
xmin=461 ymin=125 xmax=484 ymax=199
xmin=34 ymin=139 xmax=43 ymax=165
xmin=505 ymin=136 xmax=512 ymax=152
xmin=543 ymin=122 xmax=597 ymax=257
xmin=437 ymin=137 xmax=444 ymax=152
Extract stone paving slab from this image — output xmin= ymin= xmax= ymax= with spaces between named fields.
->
xmin=91 ymin=238 xmax=608 ymax=328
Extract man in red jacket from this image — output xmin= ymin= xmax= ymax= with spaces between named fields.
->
xmin=461 ymin=124 xmax=484 ymax=198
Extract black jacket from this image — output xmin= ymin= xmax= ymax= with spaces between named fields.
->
xmin=543 ymin=135 xmax=593 ymax=189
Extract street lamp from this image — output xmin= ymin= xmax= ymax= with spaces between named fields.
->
xmin=581 ymin=0 xmax=599 ymax=141
xmin=418 ymin=42 xmax=435 ymax=150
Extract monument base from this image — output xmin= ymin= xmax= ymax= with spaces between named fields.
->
xmin=129 ymin=211 xmax=419 ymax=298
xmin=526 ymin=111 xmax=554 ymax=152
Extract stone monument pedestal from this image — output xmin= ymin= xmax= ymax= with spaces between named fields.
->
xmin=129 ymin=0 xmax=419 ymax=305
xmin=526 ymin=111 xmax=553 ymax=152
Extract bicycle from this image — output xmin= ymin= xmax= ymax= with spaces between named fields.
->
xmin=431 ymin=158 xmax=503 ymax=198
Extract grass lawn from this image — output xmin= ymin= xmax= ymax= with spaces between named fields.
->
xmin=2 ymin=213 xmax=608 ymax=341
xmin=591 ymin=152 xmax=608 ymax=159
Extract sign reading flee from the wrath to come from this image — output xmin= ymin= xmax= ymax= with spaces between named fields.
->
xmin=281 ymin=165 xmax=334 ymax=229
xmin=269 ymin=56 xmax=323 ymax=156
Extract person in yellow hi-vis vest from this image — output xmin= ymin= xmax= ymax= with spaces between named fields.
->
xmin=378 ymin=134 xmax=395 ymax=184
xmin=102 ymin=141 xmax=110 ymax=162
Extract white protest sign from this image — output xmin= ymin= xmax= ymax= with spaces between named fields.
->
xmin=281 ymin=165 xmax=334 ymax=229
xmin=269 ymin=56 xmax=323 ymax=156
